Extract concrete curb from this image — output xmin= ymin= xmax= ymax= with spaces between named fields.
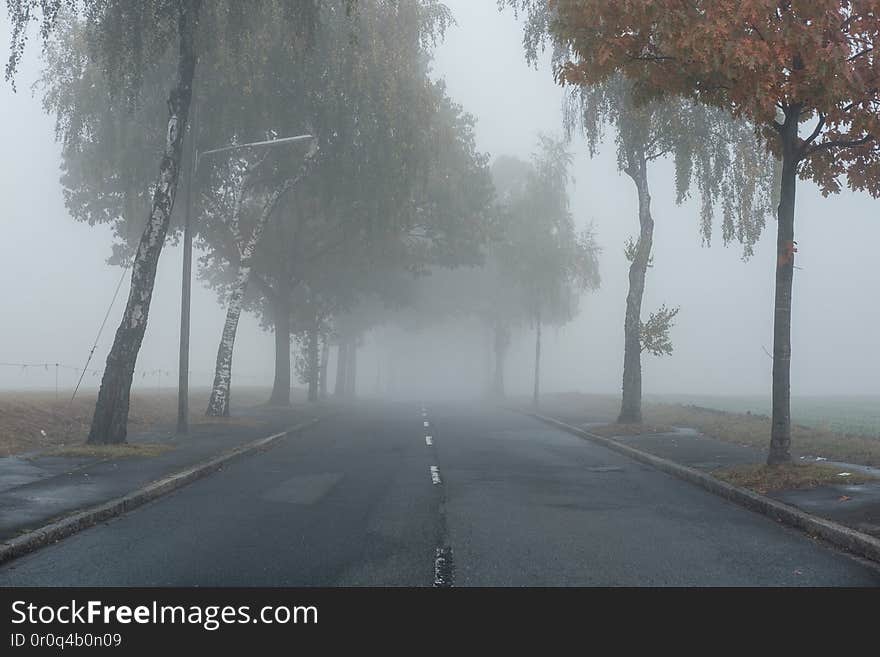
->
xmin=0 ymin=417 xmax=321 ymax=566
xmin=526 ymin=411 xmax=880 ymax=564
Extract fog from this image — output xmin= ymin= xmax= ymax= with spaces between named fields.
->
xmin=1 ymin=0 xmax=878 ymax=401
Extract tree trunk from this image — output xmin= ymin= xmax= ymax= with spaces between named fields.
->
xmin=345 ymin=339 xmax=358 ymax=399
xmin=492 ymin=322 xmax=509 ymax=399
xmin=334 ymin=342 xmax=348 ymax=398
xmin=533 ymin=309 xmax=542 ymax=408
xmin=618 ymin=151 xmax=653 ymax=424
xmin=268 ymin=292 xmax=291 ymax=406
xmin=206 ymin=179 xmax=295 ymax=416
xmin=767 ymin=109 xmax=800 ymax=465
xmin=319 ymin=337 xmax=329 ymax=399
xmin=205 ymin=283 xmax=245 ymax=417
xmin=307 ymin=326 xmax=319 ymax=402
xmin=87 ymin=0 xmax=201 ymax=444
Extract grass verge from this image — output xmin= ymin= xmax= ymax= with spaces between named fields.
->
xmin=534 ymin=393 xmax=880 ymax=467
xmin=589 ymin=422 xmax=676 ymax=437
xmin=0 ymin=387 xmax=283 ymax=457
xmin=40 ymin=443 xmax=175 ymax=459
xmin=643 ymin=404 xmax=880 ymax=466
xmin=713 ymin=463 xmax=876 ymax=494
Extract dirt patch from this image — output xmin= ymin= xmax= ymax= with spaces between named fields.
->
xmin=714 ymin=463 xmax=875 ymax=494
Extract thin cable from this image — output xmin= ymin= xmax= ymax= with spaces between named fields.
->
xmin=70 ymin=263 xmax=130 ymax=403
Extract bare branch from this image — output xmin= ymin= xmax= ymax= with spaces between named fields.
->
xmin=801 ymin=113 xmax=826 ymax=152
xmin=809 ymin=133 xmax=874 ymax=155
xmin=849 ymin=46 xmax=874 ymax=62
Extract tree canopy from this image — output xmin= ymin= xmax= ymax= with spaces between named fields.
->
xmin=549 ymin=0 xmax=880 ymax=197
xmin=544 ymin=0 xmax=880 ymax=462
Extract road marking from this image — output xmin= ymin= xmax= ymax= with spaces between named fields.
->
xmin=434 ymin=546 xmax=454 ymax=587
xmin=423 ymin=421 xmax=429 ymax=427
xmin=425 ymin=436 xmax=433 ymax=446
xmin=430 ymin=465 xmax=441 ymax=485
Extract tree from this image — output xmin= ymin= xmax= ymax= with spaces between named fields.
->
xmin=500 ymin=137 xmax=601 ymax=407
xmin=504 ymin=2 xmax=776 ymax=424
xmin=203 ymin=144 xmax=317 ymax=417
xmin=35 ymin=0 xmax=453 ymax=419
xmin=291 ymin=285 xmax=331 ymax=402
xmin=548 ymin=1 xmax=880 ymax=463
xmin=10 ymin=0 xmax=329 ymax=442
xmin=32 ymin=0 xmax=201 ymax=444
xmin=194 ymin=0 xmax=459 ymax=410
xmin=639 ymin=304 xmax=680 ymax=358
xmin=483 ymin=156 xmax=533 ymax=397
xmin=624 ymin=239 xmax=681 ymax=360
xmin=38 ymin=16 xmax=174 ymax=265
xmin=392 ymin=145 xmax=598 ymax=402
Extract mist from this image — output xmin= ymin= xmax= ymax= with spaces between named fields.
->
xmin=2 ymin=2 xmax=877 ymax=404
xmin=4 ymin=0 xmax=880 ymax=600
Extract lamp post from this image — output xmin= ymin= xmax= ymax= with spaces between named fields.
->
xmin=176 ymin=126 xmax=314 ymax=434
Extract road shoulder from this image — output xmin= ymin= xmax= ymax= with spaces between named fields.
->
xmin=523 ymin=409 xmax=880 ymax=566
xmin=0 ymin=405 xmax=329 ymax=565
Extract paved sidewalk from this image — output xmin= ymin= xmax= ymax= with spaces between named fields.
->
xmin=0 ymin=403 xmax=330 ymax=542
xmin=534 ymin=398 xmax=880 ymax=540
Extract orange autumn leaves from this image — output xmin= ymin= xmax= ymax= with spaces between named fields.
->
xmin=549 ymin=0 xmax=880 ymax=196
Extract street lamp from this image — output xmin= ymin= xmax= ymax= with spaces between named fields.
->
xmin=177 ymin=119 xmax=314 ymax=434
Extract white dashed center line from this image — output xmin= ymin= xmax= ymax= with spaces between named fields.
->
xmin=430 ymin=466 xmax=441 ymax=485
xmin=423 ymin=421 xmax=429 ymax=427
xmin=425 ymin=435 xmax=433 ymax=446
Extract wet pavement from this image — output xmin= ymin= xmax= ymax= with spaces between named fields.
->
xmin=2 ymin=403 xmax=877 ymax=586
xmin=0 ymin=403 xmax=327 ymax=542
xmin=535 ymin=400 xmax=880 ymax=540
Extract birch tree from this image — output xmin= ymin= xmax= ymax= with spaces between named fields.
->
xmin=504 ymin=1 xmax=777 ymax=424
xmin=204 ymin=144 xmax=316 ymax=417
xmin=10 ymin=0 xmax=333 ymax=443
xmin=197 ymin=0 xmax=457 ymax=407
xmin=568 ymin=77 xmax=776 ymax=423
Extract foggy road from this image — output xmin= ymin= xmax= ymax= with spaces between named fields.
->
xmin=1 ymin=405 xmax=878 ymax=587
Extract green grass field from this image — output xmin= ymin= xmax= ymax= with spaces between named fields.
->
xmin=649 ymin=394 xmax=880 ymax=438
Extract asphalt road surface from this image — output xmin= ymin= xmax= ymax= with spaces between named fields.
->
xmin=2 ymin=404 xmax=878 ymax=586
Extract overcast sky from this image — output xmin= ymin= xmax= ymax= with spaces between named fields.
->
xmin=1 ymin=1 xmax=878 ymax=400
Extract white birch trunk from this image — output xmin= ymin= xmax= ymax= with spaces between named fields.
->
xmin=206 ymin=178 xmax=294 ymax=416
xmin=87 ymin=0 xmax=200 ymax=444
xmin=205 ymin=142 xmax=317 ymax=416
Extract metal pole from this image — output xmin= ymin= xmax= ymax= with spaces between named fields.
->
xmin=199 ymin=134 xmax=313 ymax=159
xmin=177 ymin=102 xmax=197 ymax=434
